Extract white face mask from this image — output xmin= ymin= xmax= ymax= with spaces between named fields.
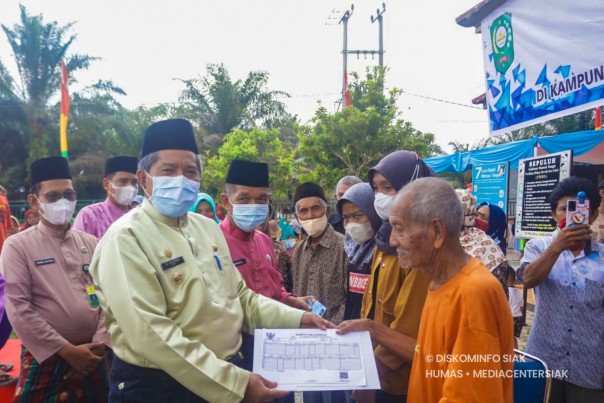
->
xmin=374 ymin=192 xmax=395 ymax=220
xmin=345 ymin=221 xmax=375 ymax=244
xmin=300 ymin=215 xmax=328 ymax=237
xmin=109 ymin=181 xmax=138 ymax=207
xmin=38 ymin=198 xmax=77 ymax=226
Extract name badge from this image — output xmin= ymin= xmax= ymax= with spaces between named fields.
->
xmin=161 ymin=256 xmax=185 ymax=271
xmin=349 ymin=273 xmax=370 ymax=294
xmin=86 ymin=285 xmax=100 ymax=307
xmin=233 ymin=258 xmax=247 ymax=267
xmin=35 ymin=258 xmax=55 ymax=266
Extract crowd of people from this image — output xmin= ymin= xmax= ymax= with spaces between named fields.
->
xmin=0 ymin=117 xmax=601 ymax=402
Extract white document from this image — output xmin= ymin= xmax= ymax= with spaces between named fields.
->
xmin=253 ymin=328 xmax=381 ymax=391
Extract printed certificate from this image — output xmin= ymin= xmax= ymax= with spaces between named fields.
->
xmin=253 ymin=328 xmax=381 ymax=391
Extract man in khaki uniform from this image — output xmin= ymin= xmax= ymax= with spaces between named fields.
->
xmin=90 ymin=119 xmax=330 ymax=403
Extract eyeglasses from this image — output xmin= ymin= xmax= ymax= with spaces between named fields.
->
xmin=342 ymin=210 xmax=367 ymax=223
xmin=37 ymin=191 xmax=77 ymax=203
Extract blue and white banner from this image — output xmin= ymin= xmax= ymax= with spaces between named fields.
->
xmin=481 ymin=0 xmax=604 ymax=135
xmin=472 ymin=162 xmax=509 ymax=214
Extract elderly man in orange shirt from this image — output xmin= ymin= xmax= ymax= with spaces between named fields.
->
xmin=341 ymin=177 xmax=514 ymax=403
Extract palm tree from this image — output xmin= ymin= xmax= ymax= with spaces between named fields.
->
xmin=447 ymin=140 xmax=471 ymax=153
xmin=0 ymin=5 xmax=97 ymax=165
xmin=177 ymin=64 xmax=291 ymax=153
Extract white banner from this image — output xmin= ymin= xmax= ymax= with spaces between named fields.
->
xmin=481 ymin=0 xmax=604 ymax=135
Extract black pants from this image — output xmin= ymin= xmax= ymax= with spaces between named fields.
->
xmin=109 ymin=356 xmax=208 ymax=403
xmin=549 ymin=379 xmax=604 ymax=403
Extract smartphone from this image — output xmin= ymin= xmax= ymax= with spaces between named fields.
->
xmin=566 ymin=197 xmax=589 ymax=227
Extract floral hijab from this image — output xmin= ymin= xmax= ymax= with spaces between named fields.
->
xmin=455 ymin=189 xmax=506 ymax=271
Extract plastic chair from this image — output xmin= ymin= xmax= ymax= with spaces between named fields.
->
xmin=513 ymin=349 xmax=551 ymax=403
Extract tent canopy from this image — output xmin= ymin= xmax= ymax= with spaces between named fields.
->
xmin=425 ymin=130 xmax=604 ymax=173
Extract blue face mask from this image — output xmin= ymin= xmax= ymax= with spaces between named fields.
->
xmin=146 ymin=173 xmax=200 ymax=217
xmin=230 ymin=201 xmax=269 ymax=233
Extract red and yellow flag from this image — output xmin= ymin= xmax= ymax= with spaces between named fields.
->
xmin=60 ymin=61 xmax=70 ymax=158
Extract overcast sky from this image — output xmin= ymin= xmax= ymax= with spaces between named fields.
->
xmin=0 ymin=0 xmax=490 ymax=153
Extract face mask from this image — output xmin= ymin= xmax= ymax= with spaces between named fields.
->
xmin=230 ymin=202 xmax=269 ymax=233
xmin=146 ymin=173 xmax=199 ymax=218
xmin=109 ymin=181 xmax=138 ymax=207
xmin=300 ymin=215 xmax=328 ymax=237
xmin=38 ymin=198 xmax=77 ymax=226
xmin=345 ymin=221 xmax=375 ymax=244
xmin=374 ymin=192 xmax=395 ymax=220
xmin=474 ymin=218 xmax=489 ymax=232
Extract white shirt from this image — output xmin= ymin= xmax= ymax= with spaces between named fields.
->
xmin=508 ymin=286 xmax=523 ymax=317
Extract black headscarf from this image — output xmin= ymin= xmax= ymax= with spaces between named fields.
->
xmin=368 ymin=150 xmax=436 ymax=254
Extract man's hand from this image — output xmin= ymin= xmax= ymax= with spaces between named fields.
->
xmin=300 ymin=312 xmax=335 ymax=330
xmin=284 ymin=295 xmax=314 ymax=311
xmin=58 ymin=342 xmax=104 ymax=376
xmin=243 ymin=373 xmax=289 ymax=402
xmin=336 ymin=319 xmax=374 ymax=336
xmin=550 ymin=224 xmax=591 ymax=253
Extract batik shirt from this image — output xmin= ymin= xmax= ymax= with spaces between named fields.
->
xmin=291 ymin=225 xmax=348 ymax=324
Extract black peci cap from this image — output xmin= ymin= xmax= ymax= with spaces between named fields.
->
xmin=30 ymin=156 xmax=72 ymax=187
xmin=141 ymin=119 xmax=198 ymax=158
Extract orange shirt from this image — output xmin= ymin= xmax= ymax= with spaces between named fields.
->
xmin=408 ymin=257 xmax=514 ymax=403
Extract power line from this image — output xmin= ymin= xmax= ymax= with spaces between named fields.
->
xmin=401 ymin=91 xmax=484 ymax=110
xmin=0 ymin=90 xmax=485 ymax=110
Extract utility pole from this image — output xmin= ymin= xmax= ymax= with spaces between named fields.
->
xmin=371 ymin=3 xmax=386 ymax=69
xmin=339 ymin=5 xmax=354 ymax=108
xmin=338 ymin=3 xmax=387 ymax=109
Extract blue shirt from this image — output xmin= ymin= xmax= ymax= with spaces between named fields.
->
xmin=518 ymin=235 xmax=604 ymax=389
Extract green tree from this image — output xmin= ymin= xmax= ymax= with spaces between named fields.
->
xmin=0 ymin=5 xmax=98 ymax=167
xmin=203 ymin=128 xmax=296 ymax=198
xmin=66 ymin=101 xmax=177 ymax=199
xmin=177 ymin=64 xmax=291 ymax=154
xmin=297 ymin=66 xmax=442 ymax=190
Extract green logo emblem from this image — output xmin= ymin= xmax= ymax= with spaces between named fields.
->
xmin=491 ymin=13 xmax=514 ymax=74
